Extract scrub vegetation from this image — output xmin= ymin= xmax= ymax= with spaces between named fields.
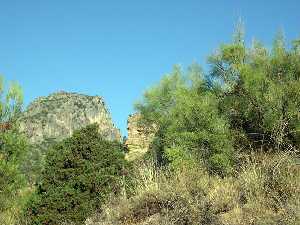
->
xmin=0 ymin=24 xmax=299 ymax=225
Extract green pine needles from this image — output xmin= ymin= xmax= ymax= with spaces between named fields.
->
xmin=24 ymin=124 xmax=127 ymax=225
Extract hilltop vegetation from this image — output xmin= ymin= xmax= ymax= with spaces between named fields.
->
xmin=0 ymin=25 xmax=299 ymax=225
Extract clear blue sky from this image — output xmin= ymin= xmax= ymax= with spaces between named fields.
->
xmin=1 ymin=0 xmax=299 ymax=136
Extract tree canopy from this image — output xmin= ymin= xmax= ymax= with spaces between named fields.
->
xmin=25 ymin=124 xmax=128 ymax=225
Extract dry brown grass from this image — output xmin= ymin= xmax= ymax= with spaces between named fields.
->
xmin=87 ymin=152 xmax=300 ymax=225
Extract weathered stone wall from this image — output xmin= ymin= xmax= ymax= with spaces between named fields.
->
xmin=19 ymin=91 xmax=121 ymax=147
xmin=125 ymin=113 xmax=156 ymax=161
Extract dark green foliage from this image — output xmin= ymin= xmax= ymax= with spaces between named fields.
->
xmin=21 ymin=144 xmax=44 ymax=184
xmin=24 ymin=124 xmax=127 ymax=225
xmin=21 ymin=138 xmax=60 ymax=185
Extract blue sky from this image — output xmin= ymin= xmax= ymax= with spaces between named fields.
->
xmin=1 ymin=0 xmax=299 ymax=136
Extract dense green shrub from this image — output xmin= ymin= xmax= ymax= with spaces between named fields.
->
xmin=209 ymin=28 xmax=300 ymax=151
xmin=135 ymin=65 xmax=234 ymax=175
xmin=24 ymin=124 xmax=127 ymax=225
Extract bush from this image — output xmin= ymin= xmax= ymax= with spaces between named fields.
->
xmin=24 ymin=124 xmax=128 ymax=225
xmin=135 ymin=65 xmax=234 ymax=175
xmin=209 ymin=29 xmax=300 ymax=151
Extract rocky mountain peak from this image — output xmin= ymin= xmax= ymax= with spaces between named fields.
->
xmin=19 ymin=91 xmax=121 ymax=147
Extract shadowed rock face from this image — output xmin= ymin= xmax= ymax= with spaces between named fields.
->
xmin=19 ymin=91 xmax=121 ymax=147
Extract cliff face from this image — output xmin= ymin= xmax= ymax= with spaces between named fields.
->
xmin=19 ymin=91 xmax=121 ymax=147
xmin=125 ymin=114 xmax=156 ymax=161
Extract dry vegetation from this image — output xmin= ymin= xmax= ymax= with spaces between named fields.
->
xmin=87 ymin=152 xmax=299 ymax=225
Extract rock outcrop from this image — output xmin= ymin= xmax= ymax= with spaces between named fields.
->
xmin=125 ymin=113 xmax=156 ymax=161
xmin=19 ymin=91 xmax=121 ymax=149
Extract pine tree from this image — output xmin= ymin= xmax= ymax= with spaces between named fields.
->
xmin=0 ymin=76 xmax=28 ymax=225
xmin=25 ymin=124 xmax=127 ymax=225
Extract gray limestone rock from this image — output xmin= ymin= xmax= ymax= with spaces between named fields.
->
xmin=19 ymin=91 xmax=121 ymax=149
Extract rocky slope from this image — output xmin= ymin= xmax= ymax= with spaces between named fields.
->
xmin=19 ymin=91 xmax=121 ymax=149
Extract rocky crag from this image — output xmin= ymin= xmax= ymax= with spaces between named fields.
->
xmin=125 ymin=113 xmax=156 ymax=161
xmin=19 ymin=91 xmax=121 ymax=150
